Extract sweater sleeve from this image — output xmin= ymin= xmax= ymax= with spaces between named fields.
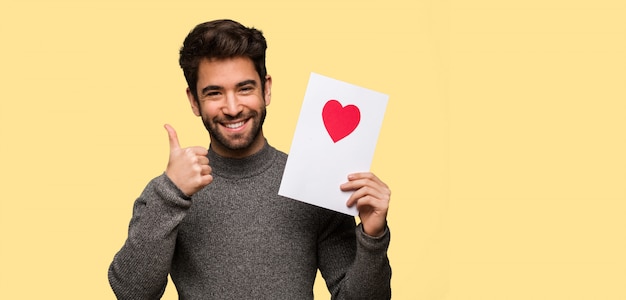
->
xmin=318 ymin=215 xmax=392 ymax=300
xmin=108 ymin=173 xmax=192 ymax=300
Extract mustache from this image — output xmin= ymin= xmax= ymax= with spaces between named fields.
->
xmin=212 ymin=110 xmax=258 ymax=123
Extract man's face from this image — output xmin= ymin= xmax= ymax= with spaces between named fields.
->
xmin=188 ymin=57 xmax=272 ymax=158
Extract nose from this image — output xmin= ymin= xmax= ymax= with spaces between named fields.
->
xmin=222 ymin=92 xmax=243 ymax=116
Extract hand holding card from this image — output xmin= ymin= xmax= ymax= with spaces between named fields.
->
xmin=341 ymin=172 xmax=391 ymax=236
xmin=279 ymin=73 xmax=388 ymax=216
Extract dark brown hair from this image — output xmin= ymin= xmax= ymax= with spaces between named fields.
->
xmin=179 ymin=19 xmax=268 ymax=100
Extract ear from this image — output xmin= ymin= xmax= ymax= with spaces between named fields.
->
xmin=263 ymin=75 xmax=272 ymax=106
xmin=186 ymin=87 xmax=201 ymax=117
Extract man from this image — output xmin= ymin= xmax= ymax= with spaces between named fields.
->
xmin=109 ymin=19 xmax=392 ymax=299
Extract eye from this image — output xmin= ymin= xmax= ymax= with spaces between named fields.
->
xmin=239 ymin=85 xmax=254 ymax=94
xmin=204 ymin=91 xmax=221 ymax=99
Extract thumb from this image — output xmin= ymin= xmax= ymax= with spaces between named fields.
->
xmin=164 ymin=124 xmax=181 ymax=151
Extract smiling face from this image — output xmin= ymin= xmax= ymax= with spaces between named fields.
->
xmin=188 ymin=56 xmax=272 ymax=158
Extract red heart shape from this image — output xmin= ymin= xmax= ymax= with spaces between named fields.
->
xmin=322 ymin=100 xmax=361 ymax=143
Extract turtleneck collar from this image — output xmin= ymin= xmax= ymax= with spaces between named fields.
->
xmin=207 ymin=140 xmax=277 ymax=180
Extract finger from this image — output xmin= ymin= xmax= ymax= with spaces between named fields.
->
xmin=164 ymin=124 xmax=181 ymax=151
xmin=350 ymin=193 xmax=390 ymax=217
xmin=348 ymin=172 xmax=385 ymax=186
xmin=347 ymin=179 xmax=391 ymax=206
xmin=200 ymin=165 xmax=212 ymax=175
xmin=346 ymin=186 xmax=386 ymax=207
xmin=343 ymin=173 xmax=389 ymax=192
xmin=354 ymin=195 xmax=389 ymax=212
xmin=200 ymin=174 xmax=214 ymax=186
xmin=187 ymin=146 xmax=209 ymax=156
xmin=197 ymin=156 xmax=209 ymax=166
xmin=341 ymin=178 xmax=387 ymax=195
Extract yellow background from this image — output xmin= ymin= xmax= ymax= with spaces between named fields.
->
xmin=1 ymin=0 xmax=624 ymax=299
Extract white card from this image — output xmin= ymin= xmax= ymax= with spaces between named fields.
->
xmin=279 ymin=72 xmax=388 ymax=215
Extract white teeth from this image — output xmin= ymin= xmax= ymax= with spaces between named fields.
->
xmin=224 ymin=121 xmax=245 ymax=129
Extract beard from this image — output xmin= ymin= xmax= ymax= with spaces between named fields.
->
xmin=201 ymin=106 xmax=267 ymax=151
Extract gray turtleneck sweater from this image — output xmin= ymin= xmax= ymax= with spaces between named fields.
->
xmin=108 ymin=142 xmax=391 ymax=299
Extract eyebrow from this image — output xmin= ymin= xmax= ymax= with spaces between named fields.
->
xmin=236 ymin=80 xmax=257 ymax=88
xmin=200 ymin=79 xmax=258 ymax=96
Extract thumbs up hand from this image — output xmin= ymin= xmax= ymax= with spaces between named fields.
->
xmin=164 ymin=124 xmax=213 ymax=197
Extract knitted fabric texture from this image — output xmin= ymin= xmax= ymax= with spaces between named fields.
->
xmin=109 ymin=142 xmax=391 ymax=299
